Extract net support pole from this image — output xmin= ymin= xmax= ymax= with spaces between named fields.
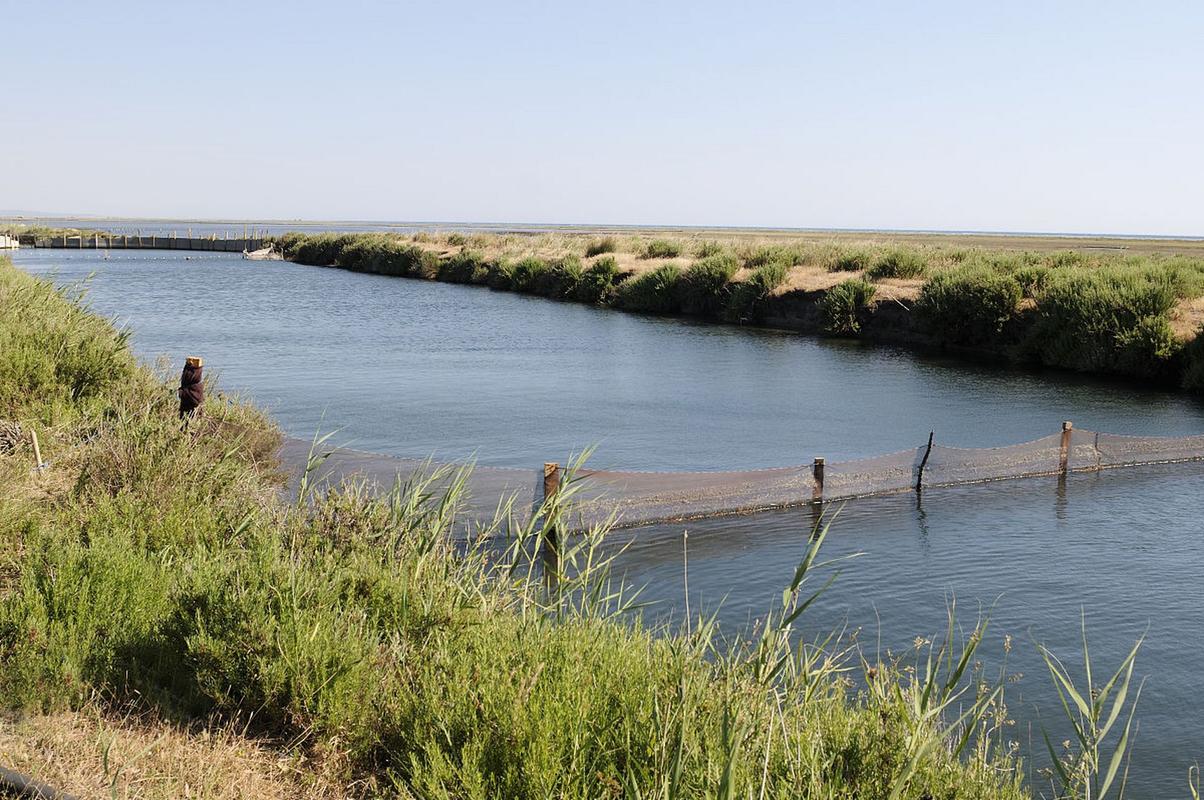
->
xmin=541 ymin=462 xmax=561 ymax=578
xmin=916 ymin=431 xmax=934 ymax=493
xmin=812 ymin=457 xmax=825 ymax=504
xmin=1059 ymin=421 xmax=1073 ymax=476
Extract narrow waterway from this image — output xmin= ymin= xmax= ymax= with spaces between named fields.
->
xmin=14 ymin=247 xmax=1204 ymax=796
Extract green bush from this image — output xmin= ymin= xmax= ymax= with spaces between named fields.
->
xmin=0 ymin=261 xmax=137 ymax=423
xmin=679 ymin=254 xmax=739 ymax=315
xmin=693 ymin=240 xmax=726 ymax=258
xmin=866 ymin=249 xmax=928 ymax=280
xmin=725 ymin=261 xmax=789 ymax=323
xmin=446 ymin=232 xmax=467 ymax=246
xmin=510 ymin=257 xmax=550 ymax=293
xmin=640 ymin=239 xmax=682 ymax=259
xmin=532 ymin=256 xmax=585 ymax=299
xmin=1181 ymin=329 xmax=1204 ymax=392
xmin=486 ymin=259 xmax=518 ymax=290
xmin=584 ymin=237 xmax=617 ymax=257
xmin=615 ymin=264 xmax=683 ymax=313
xmin=438 ymin=250 xmax=490 ymax=284
xmin=292 ymin=233 xmax=359 ymax=267
xmin=576 ymin=256 xmax=623 ymax=304
xmin=743 ymin=246 xmax=805 ymax=270
xmin=1012 ymin=266 xmax=1052 ymax=299
xmin=818 ymin=279 xmax=877 ymax=336
xmin=915 ymin=268 xmax=1023 ymax=347
xmin=1026 ymin=270 xmax=1183 ymax=379
xmin=829 ymin=250 xmax=873 ymax=272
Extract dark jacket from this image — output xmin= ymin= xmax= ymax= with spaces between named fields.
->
xmin=179 ymin=363 xmax=204 ymax=417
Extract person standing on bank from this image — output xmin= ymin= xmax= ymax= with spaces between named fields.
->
xmin=178 ymin=356 xmax=204 ymax=419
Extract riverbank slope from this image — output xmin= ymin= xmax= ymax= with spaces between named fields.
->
xmin=269 ymin=228 xmax=1204 ymax=391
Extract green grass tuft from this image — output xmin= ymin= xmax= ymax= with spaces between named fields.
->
xmin=819 ymin=279 xmax=877 ymax=336
xmin=640 ymin=239 xmax=683 ymax=259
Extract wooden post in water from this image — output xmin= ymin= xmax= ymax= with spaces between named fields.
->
xmin=542 ymin=462 xmax=562 ymax=579
xmin=915 ymin=430 xmax=934 ymax=493
xmin=811 ymin=457 xmax=825 ymax=503
xmin=1059 ymin=421 xmax=1073 ymax=476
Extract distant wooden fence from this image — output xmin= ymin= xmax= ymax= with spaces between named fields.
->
xmin=30 ymin=233 xmax=267 ymax=252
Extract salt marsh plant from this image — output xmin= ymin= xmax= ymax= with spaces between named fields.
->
xmin=679 ymin=253 xmax=739 ymax=315
xmin=819 ymin=278 xmax=877 ymax=336
xmin=915 ymin=268 xmax=1023 ymax=347
xmin=866 ymin=248 xmax=928 ymax=280
xmin=725 ymin=261 xmax=789 ymax=323
xmin=437 ymin=249 xmax=491 ymax=283
xmin=510 ymin=256 xmax=550 ymax=293
xmin=576 ymin=255 xmax=624 ymax=304
xmin=693 ymin=239 xmax=727 ymax=258
xmin=1024 ymin=269 xmax=1182 ymax=379
xmin=829 ymin=249 xmax=874 ymax=272
xmin=585 ymin=236 xmax=618 ymax=257
xmin=532 ymin=255 xmax=585 ymax=299
xmin=616 ymin=263 xmax=683 ymax=312
xmin=641 ymin=239 xmax=683 ymax=259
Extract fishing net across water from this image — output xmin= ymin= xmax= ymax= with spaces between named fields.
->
xmin=280 ymin=426 xmax=1204 ymax=532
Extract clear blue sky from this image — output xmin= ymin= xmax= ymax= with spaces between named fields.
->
xmin=3 ymin=1 xmax=1201 ymax=234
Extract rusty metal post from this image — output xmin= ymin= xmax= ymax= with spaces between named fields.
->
xmin=1059 ymin=421 xmax=1073 ymax=476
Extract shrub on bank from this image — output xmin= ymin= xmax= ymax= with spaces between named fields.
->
xmin=866 ymin=249 xmax=927 ymax=280
xmin=693 ymin=239 xmax=726 ymax=258
xmin=679 ymin=253 xmax=739 ymax=315
xmin=532 ymin=255 xmax=585 ymax=299
xmin=725 ymin=261 xmax=789 ymax=323
xmin=584 ymin=237 xmax=617 ymax=257
xmin=576 ymin=256 xmax=623 ymax=304
xmin=615 ymin=264 xmax=683 ymax=312
xmin=819 ymin=279 xmax=877 ymax=336
xmin=292 ymin=233 xmax=359 ymax=267
xmin=1012 ymin=265 xmax=1052 ymax=299
xmin=915 ymin=268 xmax=1023 ymax=347
xmin=0 ymin=264 xmax=138 ymax=423
xmin=510 ymin=256 xmax=550 ymax=294
xmin=1024 ymin=269 xmax=1182 ymax=379
xmin=828 ymin=249 xmax=874 ymax=273
xmin=438 ymin=250 xmax=491 ymax=284
xmin=640 ymin=239 xmax=682 ymax=259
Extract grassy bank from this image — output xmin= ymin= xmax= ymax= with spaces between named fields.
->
xmin=270 ymin=230 xmax=1204 ymax=390
xmin=0 ymin=261 xmax=1059 ymax=796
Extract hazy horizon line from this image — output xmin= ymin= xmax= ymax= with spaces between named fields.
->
xmin=3 ymin=211 xmax=1202 ymax=242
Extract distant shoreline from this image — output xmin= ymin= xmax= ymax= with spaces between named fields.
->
xmin=3 ymin=214 xmax=1202 ymax=248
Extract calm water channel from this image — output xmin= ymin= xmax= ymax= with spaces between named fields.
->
xmin=14 ymin=248 xmax=1204 ymax=796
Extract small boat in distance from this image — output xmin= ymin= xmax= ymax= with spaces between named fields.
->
xmin=242 ymin=244 xmax=283 ymax=261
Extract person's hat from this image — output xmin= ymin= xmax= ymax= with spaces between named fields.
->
xmin=185 ymin=356 xmax=203 ymax=368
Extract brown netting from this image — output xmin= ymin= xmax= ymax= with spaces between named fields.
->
xmin=824 ymin=448 xmax=926 ymax=499
xmin=281 ymin=425 xmax=1204 ymax=532
xmin=570 ymin=465 xmax=816 ymax=529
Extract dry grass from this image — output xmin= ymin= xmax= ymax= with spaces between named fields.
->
xmin=0 ymin=707 xmax=349 ymax=800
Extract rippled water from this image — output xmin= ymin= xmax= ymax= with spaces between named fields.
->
xmin=13 ymin=248 xmax=1204 ymax=795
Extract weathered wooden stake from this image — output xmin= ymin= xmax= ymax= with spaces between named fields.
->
xmin=541 ymin=462 xmax=562 ymax=579
xmin=812 ymin=457 xmax=825 ymax=503
xmin=916 ymin=430 xmax=934 ymax=493
xmin=30 ymin=429 xmax=43 ymax=471
xmin=1059 ymin=421 xmax=1073 ymax=476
